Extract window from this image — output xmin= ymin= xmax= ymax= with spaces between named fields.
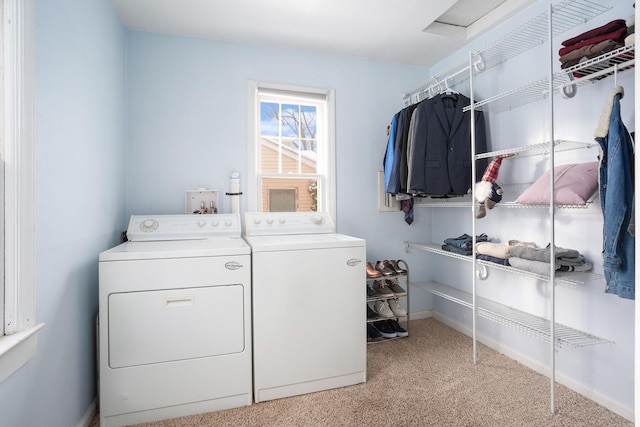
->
xmin=247 ymin=82 xmax=335 ymax=218
xmin=0 ymin=0 xmax=42 ymax=384
xmin=268 ymin=188 xmax=297 ymax=212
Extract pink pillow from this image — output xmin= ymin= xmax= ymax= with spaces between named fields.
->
xmin=515 ymin=162 xmax=599 ymax=205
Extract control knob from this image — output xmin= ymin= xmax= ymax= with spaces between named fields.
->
xmin=140 ymin=219 xmax=159 ymax=233
xmin=310 ymin=215 xmax=324 ymax=225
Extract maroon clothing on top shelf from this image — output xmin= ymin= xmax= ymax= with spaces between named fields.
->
xmin=559 ymin=39 xmax=621 ymax=64
xmin=559 ymin=26 xmax=628 ymax=57
xmin=561 ymin=19 xmax=627 ymax=47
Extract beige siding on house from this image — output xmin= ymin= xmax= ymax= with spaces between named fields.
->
xmin=260 ymin=140 xmax=317 ymax=211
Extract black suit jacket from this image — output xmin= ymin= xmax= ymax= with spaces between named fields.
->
xmin=407 ymin=93 xmax=488 ymax=196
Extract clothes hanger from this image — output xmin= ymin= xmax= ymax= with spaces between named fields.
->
xmin=440 ymin=77 xmax=459 ymax=100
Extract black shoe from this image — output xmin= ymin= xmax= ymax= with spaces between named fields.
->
xmin=388 ymin=319 xmax=409 ymax=337
xmin=367 ymin=323 xmax=384 ymax=341
xmin=373 ymin=320 xmax=397 ymax=338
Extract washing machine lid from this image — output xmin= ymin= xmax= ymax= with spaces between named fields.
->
xmin=244 ymin=233 xmax=364 ymax=252
xmin=99 ymin=236 xmax=250 ymax=261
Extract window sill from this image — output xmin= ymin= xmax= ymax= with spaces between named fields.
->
xmin=0 ymin=323 xmax=44 ymax=383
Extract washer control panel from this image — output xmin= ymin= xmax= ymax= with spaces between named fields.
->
xmin=244 ymin=212 xmax=335 ymax=236
xmin=127 ymin=214 xmax=241 ymax=241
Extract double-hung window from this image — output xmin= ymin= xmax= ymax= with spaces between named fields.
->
xmin=248 ymin=82 xmax=336 ymax=218
xmin=0 ymin=0 xmax=41 ymax=384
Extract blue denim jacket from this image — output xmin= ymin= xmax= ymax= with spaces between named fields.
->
xmin=383 ymin=112 xmax=399 ymax=193
xmin=594 ymin=86 xmax=635 ymax=300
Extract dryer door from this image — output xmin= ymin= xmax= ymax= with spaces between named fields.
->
xmin=108 ymin=284 xmax=245 ymax=368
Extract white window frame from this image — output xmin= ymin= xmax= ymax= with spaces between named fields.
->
xmin=0 ymin=0 xmax=43 ymax=384
xmin=247 ymin=80 xmax=336 ymax=220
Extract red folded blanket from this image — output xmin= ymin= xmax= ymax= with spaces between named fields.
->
xmin=559 ymin=39 xmax=621 ymax=64
xmin=558 ymin=26 xmax=628 ymax=57
xmin=561 ymin=19 xmax=627 ymax=47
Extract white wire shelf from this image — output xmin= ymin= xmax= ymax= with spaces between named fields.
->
xmin=405 ymin=242 xmax=603 ymax=288
xmin=415 ymin=281 xmax=612 ymax=348
xmin=556 ymin=44 xmax=635 ymax=96
xmin=413 ymin=181 xmax=597 ymax=209
xmin=476 ymin=0 xmax=610 ymax=73
xmin=414 ymin=141 xmax=598 ymax=208
xmin=402 ymin=0 xmax=611 ymax=106
xmin=465 ymin=44 xmax=635 ymax=113
xmin=413 ymin=194 xmax=473 ymax=208
xmin=475 ymin=139 xmax=597 ymax=160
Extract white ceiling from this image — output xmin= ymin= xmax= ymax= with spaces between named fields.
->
xmin=111 ymin=0 xmax=534 ymax=68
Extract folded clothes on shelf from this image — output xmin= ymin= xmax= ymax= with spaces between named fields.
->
xmin=509 ymin=245 xmax=581 ymax=264
xmin=557 ymin=262 xmax=593 ymax=272
xmin=508 ymin=244 xmax=592 ymax=273
xmin=476 ymin=253 xmax=511 ymax=266
xmin=441 ymin=233 xmax=488 ymax=255
xmin=475 ymin=242 xmax=511 ymax=259
xmin=475 ymin=239 xmax=536 ymax=259
xmin=440 ymin=234 xmax=592 ymax=273
xmin=508 ymin=257 xmax=551 ymax=275
xmin=441 ymin=243 xmax=473 ymax=256
xmin=561 ymin=19 xmax=627 ymax=47
xmin=508 ymin=256 xmax=592 ymax=275
xmin=559 ymin=39 xmax=623 ymax=68
xmin=559 ymin=27 xmax=628 ymax=58
xmin=557 ymin=19 xmax=630 ymax=80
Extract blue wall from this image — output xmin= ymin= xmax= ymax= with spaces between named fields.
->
xmin=125 ymin=31 xmax=434 ymax=279
xmin=0 ymin=0 xmax=127 ymax=426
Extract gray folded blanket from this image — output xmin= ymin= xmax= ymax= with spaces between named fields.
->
xmin=509 ymin=245 xmax=586 ymax=267
xmin=509 ymin=257 xmax=592 ymax=275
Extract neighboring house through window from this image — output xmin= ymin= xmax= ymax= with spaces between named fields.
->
xmin=247 ymin=81 xmax=336 ymax=219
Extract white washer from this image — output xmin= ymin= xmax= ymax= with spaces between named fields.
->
xmin=98 ymin=214 xmax=252 ymax=427
xmin=243 ymin=212 xmax=366 ymax=403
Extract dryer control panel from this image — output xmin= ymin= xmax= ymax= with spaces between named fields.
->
xmin=244 ymin=212 xmax=335 ymax=236
xmin=127 ymin=214 xmax=241 ymax=241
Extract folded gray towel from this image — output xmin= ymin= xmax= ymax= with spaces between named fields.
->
xmin=509 ymin=245 xmax=580 ymax=263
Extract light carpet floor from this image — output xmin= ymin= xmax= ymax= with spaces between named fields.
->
xmin=92 ymin=318 xmax=632 ymax=427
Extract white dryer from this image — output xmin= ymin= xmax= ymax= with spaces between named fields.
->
xmin=98 ymin=214 xmax=252 ymax=427
xmin=243 ymin=212 xmax=366 ymax=403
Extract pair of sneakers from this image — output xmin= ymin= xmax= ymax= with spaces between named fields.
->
xmin=383 ymin=278 xmax=407 ymax=297
xmin=373 ymin=299 xmax=407 ymax=318
xmin=369 ymin=279 xmax=406 ymax=298
xmin=369 ymin=319 xmax=408 ymax=339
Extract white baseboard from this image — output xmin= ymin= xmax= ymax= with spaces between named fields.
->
xmin=78 ymin=398 xmax=96 ymax=427
xmin=431 ymin=311 xmax=634 ymax=422
xmin=408 ymin=309 xmax=432 ymax=320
